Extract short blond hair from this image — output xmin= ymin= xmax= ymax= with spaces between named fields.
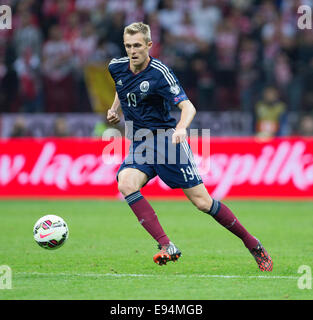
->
xmin=124 ymin=22 xmax=151 ymax=43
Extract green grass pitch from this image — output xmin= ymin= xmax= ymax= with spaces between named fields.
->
xmin=0 ymin=199 xmax=312 ymax=300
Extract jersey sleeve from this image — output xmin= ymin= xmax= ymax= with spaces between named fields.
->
xmin=108 ymin=60 xmax=117 ymax=82
xmin=154 ymin=67 xmax=188 ymax=105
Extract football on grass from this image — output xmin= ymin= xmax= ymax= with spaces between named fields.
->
xmin=33 ymin=215 xmax=69 ymax=250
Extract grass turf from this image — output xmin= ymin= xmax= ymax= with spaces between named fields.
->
xmin=0 ymin=199 xmax=312 ymax=300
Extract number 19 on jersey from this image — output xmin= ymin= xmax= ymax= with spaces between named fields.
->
xmin=127 ymin=92 xmax=137 ymax=107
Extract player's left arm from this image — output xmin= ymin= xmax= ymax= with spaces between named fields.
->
xmin=172 ymin=100 xmax=196 ymax=144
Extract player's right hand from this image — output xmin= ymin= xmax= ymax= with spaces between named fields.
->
xmin=107 ymin=109 xmax=120 ymax=124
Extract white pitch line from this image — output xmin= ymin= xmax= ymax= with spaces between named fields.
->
xmin=15 ymin=272 xmax=298 ymax=280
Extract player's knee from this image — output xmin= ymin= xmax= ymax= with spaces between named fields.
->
xmin=194 ymin=198 xmax=212 ymax=213
xmin=118 ymin=180 xmax=139 ymax=197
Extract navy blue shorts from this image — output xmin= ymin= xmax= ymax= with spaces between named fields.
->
xmin=117 ymin=129 xmax=203 ymax=189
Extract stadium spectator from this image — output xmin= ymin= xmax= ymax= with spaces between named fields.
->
xmin=75 ymin=0 xmax=102 ymax=14
xmin=63 ymin=12 xmax=81 ymax=50
xmin=12 ymin=0 xmax=39 ymax=31
xmin=73 ymin=22 xmax=97 ymax=68
xmin=42 ymin=24 xmax=76 ymax=113
xmin=106 ymin=0 xmax=134 ymax=14
xmin=254 ymin=86 xmax=287 ymax=138
xmin=191 ymin=0 xmax=222 ymax=44
xmin=273 ymin=52 xmax=293 ymax=96
xmin=187 ymin=40 xmax=217 ymax=110
xmin=13 ymin=47 xmax=43 ymax=112
xmin=158 ymin=30 xmax=178 ymax=67
xmin=53 ymin=116 xmax=69 ymax=137
xmin=301 ymin=57 xmax=313 ymax=113
xmin=145 ymin=11 xmax=162 ymax=58
xmin=297 ymin=114 xmax=313 ymax=137
xmin=0 ymin=45 xmax=19 ymax=113
xmin=237 ymin=37 xmax=261 ymax=112
xmin=90 ymin=0 xmax=110 ymax=39
xmin=10 ymin=116 xmax=32 ymax=137
xmin=105 ymin=11 xmax=127 ymax=54
xmin=214 ymin=16 xmax=240 ymax=109
xmin=71 ymin=22 xmax=98 ymax=113
xmin=158 ymin=0 xmax=184 ymax=32
xmin=170 ymin=11 xmax=200 ymax=57
xmin=89 ymin=36 xmax=121 ymax=64
xmin=297 ymin=30 xmax=313 ymax=69
xmin=190 ymin=54 xmax=216 ymax=110
xmin=125 ymin=0 xmax=146 ymax=26
xmin=13 ymin=11 xmax=43 ymax=58
xmin=42 ymin=0 xmax=76 ymax=28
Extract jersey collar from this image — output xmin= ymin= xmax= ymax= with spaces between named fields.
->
xmin=128 ymin=56 xmax=153 ymax=76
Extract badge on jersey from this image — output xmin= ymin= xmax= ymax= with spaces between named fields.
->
xmin=169 ymin=84 xmax=181 ymax=95
xmin=140 ymin=81 xmax=150 ymax=93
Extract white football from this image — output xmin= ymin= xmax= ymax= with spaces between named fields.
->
xmin=33 ymin=215 xmax=69 ymax=250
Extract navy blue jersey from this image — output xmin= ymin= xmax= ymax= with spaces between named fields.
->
xmin=108 ymin=56 xmax=188 ymax=132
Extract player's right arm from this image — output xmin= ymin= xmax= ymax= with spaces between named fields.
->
xmin=107 ymin=92 xmax=121 ymax=124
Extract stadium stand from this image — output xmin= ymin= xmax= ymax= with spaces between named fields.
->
xmin=0 ymin=0 xmax=312 ymax=137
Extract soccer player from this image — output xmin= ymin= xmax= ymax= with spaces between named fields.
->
xmin=107 ymin=22 xmax=273 ymax=271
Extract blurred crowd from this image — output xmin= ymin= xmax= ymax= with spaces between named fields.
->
xmin=0 ymin=0 xmax=313 ymax=137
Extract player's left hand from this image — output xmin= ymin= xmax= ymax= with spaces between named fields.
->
xmin=172 ymin=128 xmax=187 ymax=144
